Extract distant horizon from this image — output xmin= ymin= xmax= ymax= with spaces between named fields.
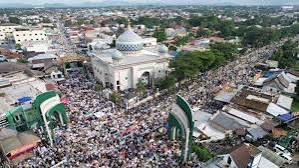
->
xmin=0 ymin=0 xmax=298 ymax=8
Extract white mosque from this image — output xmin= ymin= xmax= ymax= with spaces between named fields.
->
xmin=90 ymin=25 xmax=172 ymax=91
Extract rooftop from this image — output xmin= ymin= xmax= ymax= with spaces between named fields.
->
xmin=0 ymin=72 xmax=46 ymax=115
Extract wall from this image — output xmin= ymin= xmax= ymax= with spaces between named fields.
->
xmin=13 ymin=30 xmax=47 ymax=44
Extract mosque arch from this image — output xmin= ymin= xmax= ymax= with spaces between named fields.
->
xmin=140 ymin=71 xmax=151 ymax=86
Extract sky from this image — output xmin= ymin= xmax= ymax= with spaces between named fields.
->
xmin=0 ymin=0 xmax=297 ymax=5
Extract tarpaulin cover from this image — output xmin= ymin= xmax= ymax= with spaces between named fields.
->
xmin=265 ymin=71 xmax=274 ymax=77
xmin=278 ymin=113 xmax=293 ymax=122
xmin=17 ymin=96 xmax=32 ymax=103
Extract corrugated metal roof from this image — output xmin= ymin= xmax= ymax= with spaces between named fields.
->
xmin=276 ymin=95 xmax=293 ymax=110
xmin=266 ymin=103 xmax=290 ymax=117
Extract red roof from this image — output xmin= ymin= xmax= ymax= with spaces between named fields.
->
xmin=208 ymin=36 xmax=224 ymax=41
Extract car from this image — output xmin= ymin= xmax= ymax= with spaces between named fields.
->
xmin=279 ymin=153 xmax=293 ymax=164
xmin=0 ymin=55 xmax=7 ymax=62
xmin=274 ymin=144 xmax=291 ymax=156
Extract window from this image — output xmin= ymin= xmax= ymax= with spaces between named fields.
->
xmin=31 ymin=39 xmax=33 ymax=41
xmin=41 ymin=38 xmax=44 ymax=40
xmin=117 ymin=80 xmax=120 ymax=85
xmin=117 ymin=86 xmax=120 ymax=90
xmin=15 ymin=115 xmax=20 ymax=121
xmin=16 ymin=34 xmax=19 ymax=36
xmin=18 ymin=40 xmax=20 ymax=41
xmin=29 ymin=34 xmax=32 ymax=36
xmin=36 ymin=39 xmax=39 ymax=40
xmin=23 ymin=34 xmax=25 ymax=36
xmin=44 ymin=34 xmax=47 ymax=36
xmin=227 ymin=156 xmax=232 ymax=165
xmin=35 ymin=34 xmax=37 ymax=35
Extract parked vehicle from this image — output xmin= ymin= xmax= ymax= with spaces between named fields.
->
xmin=0 ymin=55 xmax=7 ymax=62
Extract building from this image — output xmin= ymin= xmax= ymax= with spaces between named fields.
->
xmin=0 ymin=24 xmax=21 ymax=45
xmin=22 ymin=41 xmax=50 ymax=53
xmin=91 ymin=25 xmax=172 ymax=90
xmin=28 ymin=53 xmax=58 ymax=70
xmin=13 ymin=28 xmax=48 ymax=45
xmin=207 ymin=143 xmax=262 ymax=168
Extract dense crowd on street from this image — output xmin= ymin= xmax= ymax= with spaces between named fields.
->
xmin=17 ymin=38 xmax=290 ymax=167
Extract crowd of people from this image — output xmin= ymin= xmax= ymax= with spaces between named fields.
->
xmin=17 ymin=38 xmax=289 ymax=167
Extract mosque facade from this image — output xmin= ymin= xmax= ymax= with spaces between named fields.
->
xmin=90 ymin=26 xmax=172 ymax=91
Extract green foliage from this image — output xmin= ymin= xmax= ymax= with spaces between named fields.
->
xmin=134 ymin=16 xmax=160 ymax=28
xmin=168 ymin=45 xmax=177 ymax=51
xmin=242 ymin=27 xmax=281 ymax=48
xmin=196 ymin=29 xmax=211 ymax=38
xmin=170 ymin=42 xmax=238 ymax=81
xmin=90 ymin=20 xmax=95 ymax=25
xmin=9 ymin=17 xmax=20 ymax=24
xmin=192 ymin=144 xmax=214 ymax=162
xmin=15 ymin=43 xmax=21 ymax=50
xmin=188 ymin=15 xmax=235 ymax=38
xmin=155 ymin=75 xmax=176 ymax=90
xmin=42 ymin=17 xmax=51 ymax=23
xmin=217 ymin=20 xmax=235 ymax=37
xmin=0 ymin=93 xmax=5 ymax=97
xmin=210 ymin=42 xmax=239 ymax=60
xmin=103 ymin=17 xmax=128 ymax=26
xmin=95 ymin=84 xmax=103 ymax=92
xmin=136 ymin=80 xmax=147 ymax=94
xmin=272 ymin=40 xmax=298 ymax=68
xmin=291 ymin=97 xmax=299 ymax=112
xmin=64 ymin=20 xmax=72 ymax=27
xmin=17 ymin=58 xmax=28 ymax=64
xmin=175 ymin=34 xmax=191 ymax=46
xmin=153 ymin=29 xmax=167 ymax=42
xmin=110 ymin=39 xmax=116 ymax=48
xmin=111 ymin=92 xmax=120 ymax=103
xmin=77 ymin=18 xmax=85 ymax=25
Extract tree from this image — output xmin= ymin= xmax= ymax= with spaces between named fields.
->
xmin=210 ymin=42 xmax=239 ymax=60
xmin=272 ymin=40 xmax=299 ymax=68
xmin=77 ymin=19 xmax=85 ymax=25
xmin=15 ymin=43 xmax=22 ymax=50
xmin=175 ymin=34 xmax=191 ymax=46
xmin=217 ymin=20 xmax=235 ymax=37
xmin=153 ymin=30 xmax=167 ymax=42
xmin=196 ymin=29 xmax=211 ymax=38
xmin=64 ymin=20 xmax=72 ymax=27
xmin=111 ymin=91 xmax=120 ymax=103
xmin=42 ymin=17 xmax=51 ymax=23
xmin=9 ymin=17 xmax=20 ymax=24
xmin=192 ymin=144 xmax=214 ymax=162
xmin=296 ymin=81 xmax=299 ymax=96
xmin=95 ymin=84 xmax=103 ymax=92
xmin=0 ymin=93 xmax=5 ymax=97
xmin=242 ymin=27 xmax=281 ymax=48
xmin=17 ymin=58 xmax=28 ymax=64
xmin=156 ymin=75 xmax=176 ymax=90
xmin=90 ymin=20 xmax=95 ymax=25
xmin=136 ymin=80 xmax=147 ymax=95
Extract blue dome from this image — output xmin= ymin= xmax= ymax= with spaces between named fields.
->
xmin=116 ymin=26 xmax=143 ymax=51
xmin=112 ymin=50 xmax=124 ymax=60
